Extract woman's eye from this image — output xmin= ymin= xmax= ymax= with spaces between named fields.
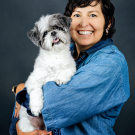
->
xmin=90 ymin=14 xmax=96 ymax=17
xmin=74 ymin=14 xmax=80 ymax=17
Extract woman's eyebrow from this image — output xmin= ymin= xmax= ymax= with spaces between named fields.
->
xmin=73 ymin=10 xmax=100 ymax=14
xmin=88 ymin=11 xmax=100 ymax=14
xmin=73 ymin=11 xmax=81 ymax=13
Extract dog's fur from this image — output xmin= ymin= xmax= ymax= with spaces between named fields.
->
xmin=18 ymin=13 xmax=76 ymax=132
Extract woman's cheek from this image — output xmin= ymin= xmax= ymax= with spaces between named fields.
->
xmin=70 ymin=23 xmax=76 ymax=30
xmin=71 ymin=18 xmax=79 ymax=28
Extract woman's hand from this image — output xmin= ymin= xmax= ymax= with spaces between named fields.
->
xmin=16 ymin=121 xmax=52 ymax=135
xmin=13 ymin=83 xmax=25 ymax=118
xmin=14 ymin=101 xmax=21 ymax=118
xmin=36 ymin=130 xmax=52 ymax=135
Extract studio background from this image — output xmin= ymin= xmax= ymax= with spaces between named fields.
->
xmin=0 ymin=0 xmax=135 ymax=135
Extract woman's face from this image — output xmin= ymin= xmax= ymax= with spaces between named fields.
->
xmin=70 ymin=2 xmax=105 ymax=50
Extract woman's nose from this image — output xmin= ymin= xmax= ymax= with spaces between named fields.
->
xmin=79 ymin=17 xmax=89 ymax=27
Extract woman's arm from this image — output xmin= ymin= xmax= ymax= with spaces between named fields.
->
xmin=41 ymin=56 xmax=130 ymax=131
xmin=14 ymin=83 xmax=25 ymax=118
xmin=15 ymin=83 xmax=25 ymax=95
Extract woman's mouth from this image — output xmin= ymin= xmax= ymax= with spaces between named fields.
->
xmin=77 ymin=31 xmax=94 ymax=35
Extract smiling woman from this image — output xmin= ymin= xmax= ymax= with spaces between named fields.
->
xmin=64 ymin=0 xmax=116 ymax=57
xmin=10 ymin=0 xmax=130 ymax=135
xmin=70 ymin=2 xmax=106 ymax=53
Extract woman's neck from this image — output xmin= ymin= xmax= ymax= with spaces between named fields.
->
xmin=75 ymin=43 xmax=94 ymax=59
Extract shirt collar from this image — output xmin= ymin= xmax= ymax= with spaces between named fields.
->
xmin=70 ymin=38 xmax=113 ymax=56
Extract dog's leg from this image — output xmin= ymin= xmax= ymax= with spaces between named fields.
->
xmin=25 ymin=68 xmax=47 ymax=116
xmin=29 ymin=88 xmax=44 ymax=116
xmin=56 ymin=68 xmax=76 ymax=85
xmin=18 ymin=106 xmax=35 ymax=132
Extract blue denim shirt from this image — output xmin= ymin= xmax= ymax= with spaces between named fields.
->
xmin=9 ymin=38 xmax=130 ymax=135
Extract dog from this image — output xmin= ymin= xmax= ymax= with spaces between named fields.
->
xmin=18 ymin=13 xmax=76 ymax=132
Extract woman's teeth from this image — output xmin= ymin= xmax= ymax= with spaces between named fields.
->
xmin=78 ymin=31 xmax=93 ymax=35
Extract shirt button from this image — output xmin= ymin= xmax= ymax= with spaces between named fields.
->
xmin=79 ymin=52 xmax=85 ymax=58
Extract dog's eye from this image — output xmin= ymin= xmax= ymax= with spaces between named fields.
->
xmin=57 ymin=27 xmax=63 ymax=31
xmin=43 ymin=31 xmax=47 ymax=38
xmin=53 ymin=26 xmax=63 ymax=31
xmin=53 ymin=26 xmax=56 ymax=30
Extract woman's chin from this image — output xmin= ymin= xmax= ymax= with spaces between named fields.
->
xmin=77 ymin=40 xmax=95 ymax=47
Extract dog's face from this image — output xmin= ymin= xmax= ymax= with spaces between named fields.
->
xmin=27 ymin=13 xmax=72 ymax=51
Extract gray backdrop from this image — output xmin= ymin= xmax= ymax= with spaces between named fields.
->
xmin=0 ymin=0 xmax=135 ymax=135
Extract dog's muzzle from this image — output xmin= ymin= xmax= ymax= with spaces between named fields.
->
xmin=51 ymin=31 xmax=56 ymax=36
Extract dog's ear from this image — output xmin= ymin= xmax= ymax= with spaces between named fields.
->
xmin=27 ymin=25 xmax=41 ymax=47
xmin=61 ymin=16 xmax=72 ymax=29
xmin=52 ymin=13 xmax=72 ymax=30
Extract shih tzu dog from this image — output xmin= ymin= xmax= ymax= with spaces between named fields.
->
xmin=18 ymin=13 xmax=76 ymax=132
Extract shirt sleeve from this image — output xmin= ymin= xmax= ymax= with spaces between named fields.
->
xmin=9 ymin=103 xmax=19 ymax=135
xmin=41 ymin=56 xmax=130 ymax=131
xmin=9 ymin=89 xmax=28 ymax=135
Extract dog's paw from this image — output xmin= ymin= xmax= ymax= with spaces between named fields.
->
xmin=30 ymin=106 xmax=42 ymax=116
xmin=56 ymin=70 xmax=74 ymax=85
xmin=56 ymin=78 xmax=69 ymax=85
xmin=29 ymin=90 xmax=44 ymax=116
xmin=30 ymin=101 xmax=43 ymax=116
xmin=55 ymin=76 xmax=68 ymax=85
xmin=55 ymin=79 xmax=65 ymax=85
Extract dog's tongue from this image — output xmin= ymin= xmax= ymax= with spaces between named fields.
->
xmin=53 ymin=38 xmax=59 ymax=43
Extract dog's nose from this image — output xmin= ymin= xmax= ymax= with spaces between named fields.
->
xmin=51 ymin=31 xmax=56 ymax=36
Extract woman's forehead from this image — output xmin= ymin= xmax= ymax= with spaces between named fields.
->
xmin=72 ymin=2 xmax=102 ymax=13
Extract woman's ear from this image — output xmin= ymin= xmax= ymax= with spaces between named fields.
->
xmin=108 ymin=20 xmax=112 ymax=29
xmin=106 ymin=20 xmax=112 ymax=34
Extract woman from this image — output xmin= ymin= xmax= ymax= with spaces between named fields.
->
xmin=10 ymin=0 xmax=130 ymax=135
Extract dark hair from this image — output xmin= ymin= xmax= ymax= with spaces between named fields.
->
xmin=64 ymin=0 xmax=116 ymax=40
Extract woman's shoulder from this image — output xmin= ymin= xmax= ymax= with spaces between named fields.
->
xmin=91 ymin=44 xmax=128 ymax=67
xmin=103 ymin=45 xmax=128 ymax=68
xmin=83 ymin=44 xmax=129 ymax=78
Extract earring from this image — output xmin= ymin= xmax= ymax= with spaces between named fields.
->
xmin=106 ymin=29 xmax=108 ymax=33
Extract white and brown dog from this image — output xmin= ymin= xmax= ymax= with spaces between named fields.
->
xmin=18 ymin=13 xmax=76 ymax=132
